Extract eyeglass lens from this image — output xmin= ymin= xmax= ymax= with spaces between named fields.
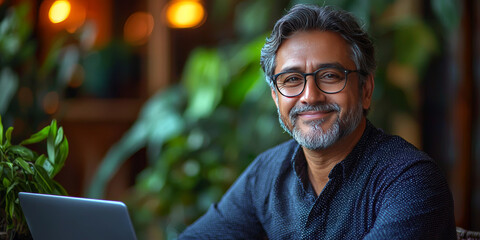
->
xmin=275 ymin=67 xmax=347 ymax=96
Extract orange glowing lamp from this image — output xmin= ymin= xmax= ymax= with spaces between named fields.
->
xmin=165 ymin=0 xmax=206 ymax=28
xmin=48 ymin=0 xmax=71 ymax=24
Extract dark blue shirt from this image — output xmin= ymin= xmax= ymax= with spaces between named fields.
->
xmin=180 ymin=121 xmax=456 ymax=239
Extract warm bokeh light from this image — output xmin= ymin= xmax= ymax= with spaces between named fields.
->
xmin=124 ymin=12 xmax=155 ymax=45
xmin=43 ymin=91 xmax=60 ymax=115
xmin=68 ymin=64 xmax=85 ymax=88
xmin=49 ymin=0 xmax=71 ymax=24
xmin=165 ymin=0 xmax=206 ymax=28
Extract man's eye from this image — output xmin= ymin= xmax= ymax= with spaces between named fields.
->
xmin=319 ymin=72 xmax=342 ymax=82
xmin=325 ymin=73 xmax=339 ymax=78
xmin=284 ymin=76 xmax=303 ymax=83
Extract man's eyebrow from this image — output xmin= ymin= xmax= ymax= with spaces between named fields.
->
xmin=277 ymin=66 xmax=302 ymax=73
xmin=315 ymin=62 xmax=345 ymax=69
xmin=278 ymin=62 xmax=346 ymax=73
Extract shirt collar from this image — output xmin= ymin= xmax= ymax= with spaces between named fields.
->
xmin=291 ymin=145 xmax=309 ymax=189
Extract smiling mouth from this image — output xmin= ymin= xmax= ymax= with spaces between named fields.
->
xmin=289 ymin=103 xmax=341 ymax=126
xmin=297 ymin=110 xmax=334 ymax=121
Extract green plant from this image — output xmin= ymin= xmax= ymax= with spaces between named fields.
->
xmin=0 ymin=116 xmax=68 ymax=239
xmin=0 ymin=2 xmax=81 ymax=142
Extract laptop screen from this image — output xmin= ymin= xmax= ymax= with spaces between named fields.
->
xmin=19 ymin=192 xmax=137 ymax=240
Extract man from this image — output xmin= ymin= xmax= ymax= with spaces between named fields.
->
xmin=180 ymin=4 xmax=456 ymax=239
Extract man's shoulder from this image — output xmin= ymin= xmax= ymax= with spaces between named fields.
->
xmin=361 ymin=125 xmax=453 ymax=214
xmin=362 ymin=124 xmax=446 ymax=184
xmin=366 ymin=125 xmax=431 ymax=163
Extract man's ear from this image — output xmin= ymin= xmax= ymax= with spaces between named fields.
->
xmin=362 ymin=74 xmax=374 ymax=110
xmin=271 ymin=87 xmax=279 ymax=108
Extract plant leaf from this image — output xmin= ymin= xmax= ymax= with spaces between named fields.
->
xmin=50 ymin=119 xmax=58 ymax=135
xmin=5 ymin=126 xmax=13 ymax=147
xmin=42 ymin=157 xmax=55 ymax=177
xmin=6 ymin=181 xmax=17 ymax=194
xmin=35 ymin=154 xmax=47 ymax=166
xmin=8 ymin=145 xmax=35 ymax=160
xmin=183 ymin=48 xmax=228 ymax=120
xmin=14 ymin=158 xmax=34 ymax=174
xmin=20 ymin=126 xmax=50 ymax=145
xmin=5 ymin=161 xmax=13 ymax=168
xmin=47 ymin=124 xmax=56 ymax=171
xmin=3 ymin=177 xmax=11 ymax=188
xmin=7 ymin=197 xmax=15 ymax=220
xmin=33 ymin=165 xmax=54 ymax=193
xmin=0 ymin=115 xmax=3 ymax=146
xmin=52 ymin=136 xmax=68 ymax=177
xmin=55 ymin=127 xmax=64 ymax=146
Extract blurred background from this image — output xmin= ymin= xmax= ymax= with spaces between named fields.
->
xmin=0 ymin=0 xmax=478 ymax=239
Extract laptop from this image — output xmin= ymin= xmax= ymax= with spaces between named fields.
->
xmin=18 ymin=192 xmax=137 ymax=240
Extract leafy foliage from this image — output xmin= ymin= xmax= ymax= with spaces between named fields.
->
xmin=0 ymin=116 xmax=68 ymax=239
xmin=0 ymin=2 xmax=81 ymax=141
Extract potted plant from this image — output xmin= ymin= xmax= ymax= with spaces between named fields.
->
xmin=0 ymin=116 xmax=69 ymax=240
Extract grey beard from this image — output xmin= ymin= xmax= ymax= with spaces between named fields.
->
xmin=277 ymin=101 xmax=363 ymax=150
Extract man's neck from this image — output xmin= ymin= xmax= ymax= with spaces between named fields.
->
xmin=303 ymin=118 xmax=367 ymax=196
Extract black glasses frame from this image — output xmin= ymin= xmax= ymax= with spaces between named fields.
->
xmin=272 ymin=66 xmax=366 ymax=97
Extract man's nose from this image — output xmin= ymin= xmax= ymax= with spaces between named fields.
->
xmin=299 ymin=76 xmax=327 ymax=104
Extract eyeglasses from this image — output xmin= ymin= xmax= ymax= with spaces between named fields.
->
xmin=272 ymin=66 xmax=365 ymax=97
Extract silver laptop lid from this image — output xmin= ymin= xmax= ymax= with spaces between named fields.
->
xmin=19 ymin=192 xmax=137 ymax=240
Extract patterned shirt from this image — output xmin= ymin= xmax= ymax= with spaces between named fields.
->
xmin=179 ymin=121 xmax=456 ymax=239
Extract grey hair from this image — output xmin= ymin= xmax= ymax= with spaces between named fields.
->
xmin=260 ymin=4 xmax=376 ymax=89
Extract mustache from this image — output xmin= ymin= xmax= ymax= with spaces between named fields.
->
xmin=289 ymin=103 xmax=341 ymax=120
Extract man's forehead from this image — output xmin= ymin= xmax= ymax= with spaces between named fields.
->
xmin=274 ymin=31 xmax=353 ymax=73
